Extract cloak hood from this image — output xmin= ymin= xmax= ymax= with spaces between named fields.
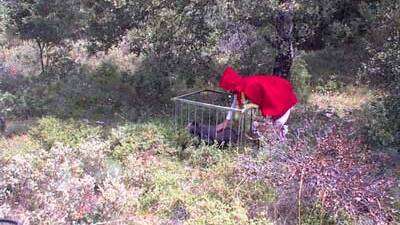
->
xmin=219 ymin=66 xmax=298 ymax=118
xmin=219 ymin=66 xmax=243 ymax=92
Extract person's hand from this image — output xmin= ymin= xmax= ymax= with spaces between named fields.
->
xmin=243 ymin=103 xmax=258 ymax=110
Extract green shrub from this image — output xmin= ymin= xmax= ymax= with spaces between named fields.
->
xmin=186 ymin=143 xmax=227 ymax=168
xmin=0 ymin=73 xmax=61 ymax=117
xmin=361 ymin=96 xmax=400 ymax=152
xmin=300 ymin=204 xmax=340 ymax=225
xmin=109 ymin=122 xmax=171 ymax=161
xmin=0 ymin=91 xmax=17 ymax=117
xmin=291 ymin=57 xmax=312 ymax=102
xmin=128 ymin=60 xmax=173 ymax=107
xmin=171 ymin=129 xmax=197 ymax=160
xmin=360 ymin=13 xmax=400 ymax=90
xmin=0 ymin=133 xmax=41 ymax=160
xmin=54 ymin=62 xmax=131 ymax=117
xmin=29 ymin=117 xmax=101 ymax=149
xmin=138 ymin=161 xmax=188 ymax=214
xmin=304 ymin=46 xmax=366 ymax=91
xmin=0 ymin=56 xmax=172 ymax=119
xmin=314 ymin=74 xmax=346 ymax=93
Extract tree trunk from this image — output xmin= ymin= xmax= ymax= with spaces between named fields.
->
xmin=36 ymin=39 xmax=45 ymax=74
xmin=273 ymin=0 xmax=294 ymax=80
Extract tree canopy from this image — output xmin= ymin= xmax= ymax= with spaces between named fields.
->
xmin=3 ymin=0 xmax=398 ymax=82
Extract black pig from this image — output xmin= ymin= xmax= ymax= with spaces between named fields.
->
xmin=186 ymin=121 xmax=238 ymax=146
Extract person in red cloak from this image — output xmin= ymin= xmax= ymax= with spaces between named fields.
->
xmin=216 ymin=66 xmax=298 ymax=139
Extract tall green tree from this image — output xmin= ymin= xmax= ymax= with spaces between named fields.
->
xmin=82 ymin=0 xmax=153 ymax=53
xmin=82 ymin=0 xmax=378 ymax=82
xmin=6 ymin=0 xmax=82 ymax=73
xmin=84 ymin=0 xmax=216 ymax=86
xmin=216 ymin=0 xmax=371 ymax=79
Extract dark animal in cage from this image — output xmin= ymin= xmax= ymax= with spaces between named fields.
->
xmin=186 ymin=121 xmax=238 ymax=146
xmin=172 ymin=89 xmax=260 ymax=149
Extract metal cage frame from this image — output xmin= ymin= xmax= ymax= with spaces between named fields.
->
xmin=172 ymin=89 xmax=260 ymax=149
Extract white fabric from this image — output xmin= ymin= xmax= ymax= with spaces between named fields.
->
xmin=226 ymin=95 xmax=237 ymax=120
xmin=274 ymin=107 xmax=292 ymax=127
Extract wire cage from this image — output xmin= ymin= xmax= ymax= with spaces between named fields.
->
xmin=172 ymin=89 xmax=260 ymax=149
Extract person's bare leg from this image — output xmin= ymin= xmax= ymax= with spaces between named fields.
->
xmin=273 ymin=107 xmax=292 ymax=140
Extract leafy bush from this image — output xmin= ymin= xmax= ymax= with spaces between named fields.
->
xmin=186 ymin=143 xmax=226 ymax=168
xmin=0 ymin=119 xmax=164 ymax=224
xmin=0 ymin=86 xmax=47 ymax=118
xmin=0 ymin=72 xmax=54 ymax=117
xmin=64 ymin=62 xmax=134 ymax=117
xmin=314 ymin=74 xmax=345 ymax=94
xmin=0 ymin=137 xmax=151 ymax=224
xmin=109 ymin=122 xmax=171 ymax=161
xmin=360 ymin=96 xmax=400 ymax=152
xmin=0 ymin=91 xmax=17 ymax=117
xmin=304 ymin=46 xmax=366 ymax=93
xmin=359 ymin=0 xmax=400 ymax=92
xmin=0 ymin=42 xmax=41 ymax=76
xmin=236 ymin=112 xmax=397 ymax=225
xmin=129 ymin=65 xmax=173 ymax=107
xmin=29 ymin=117 xmax=101 ymax=149
xmin=291 ymin=57 xmax=312 ymax=102
xmin=0 ymin=53 xmax=175 ymax=119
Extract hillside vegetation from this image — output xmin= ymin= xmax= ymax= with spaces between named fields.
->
xmin=0 ymin=0 xmax=399 ymax=224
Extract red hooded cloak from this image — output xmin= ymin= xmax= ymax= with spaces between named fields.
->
xmin=219 ymin=66 xmax=298 ymax=119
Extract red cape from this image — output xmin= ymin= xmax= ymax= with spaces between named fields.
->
xmin=219 ymin=66 xmax=298 ymax=118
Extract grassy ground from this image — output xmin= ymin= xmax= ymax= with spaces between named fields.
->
xmin=1 ymin=86 xmax=398 ymax=225
xmin=308 ymin=86 xmax=380 ymax=115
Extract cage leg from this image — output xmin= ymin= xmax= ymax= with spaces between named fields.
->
xmin=180 ymin=102 xmax=184 ymax=129
xmin=250 ymin=109 xmax=254 ymax=135
xmin=187 ymin=104 xmax=190 ymax=127
xmin=236 ymin=114 xmax=241 ymax=150
xmin=243 ymin=111 xmax=246 ymax=141
xmin=174 ymin=101 xmax=178 ymax=131
xmin=194 ymin=105 xmax=198 ymax=138
xmin=242 ymin=115 xmax=244 ymax=149
xmin=237 ymin=114 xmax=243 ymax=149
xmin=228 ymin=111 xmax=232 ymax=150
xmin=214 ymin=109 xmax=219 ymax=145
xmin=200 ymin=108 xmax=204 ymax=140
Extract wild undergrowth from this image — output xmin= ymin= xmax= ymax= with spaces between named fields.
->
xmin=239 ymin=105 xmax=398 ymax=225
xmin=0 ymin=116 xmax=275 ymax=224
xmin=1 ymin=98 xmax=398 ymax=225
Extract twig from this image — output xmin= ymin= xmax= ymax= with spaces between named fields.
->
xmin=92 ymin=216 xmax=143 ymax=225
xmin=298 ymin=168 xmax=304 ymax=225
xmin=320 ymin=191 xmax=327 ymax=225
xmin=234 ymin=177 xmax=248 ymax=199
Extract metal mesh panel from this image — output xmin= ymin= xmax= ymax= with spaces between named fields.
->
xmin=172 ymin=90 xmax=259 ymax=149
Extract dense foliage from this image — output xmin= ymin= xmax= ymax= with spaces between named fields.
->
xmin=5 ymin=0 xmax=82 ymax=72
xmin=0 ymin=0 xmax=399 ymax=224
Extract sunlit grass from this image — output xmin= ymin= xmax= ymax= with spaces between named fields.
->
xmin=308 ymin=85 xmax=383 ymax=116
